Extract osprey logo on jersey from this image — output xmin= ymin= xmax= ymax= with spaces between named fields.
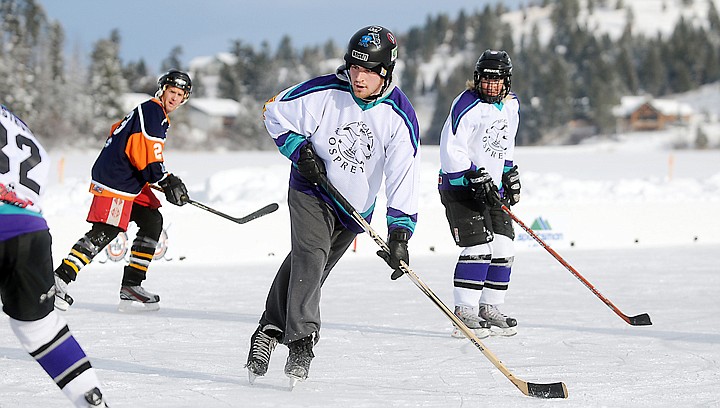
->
xmin=482 ymin=119 xmax=510 ymax=159
xmin=328 ymin=122 xmax=374 ymax=174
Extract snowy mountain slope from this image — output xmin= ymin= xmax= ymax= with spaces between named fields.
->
xmin=503 ymin=0 xmax=720 ymax=46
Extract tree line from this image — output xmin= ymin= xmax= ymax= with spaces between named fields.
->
xmin=2 ymin=0 xmax=719 ymax=149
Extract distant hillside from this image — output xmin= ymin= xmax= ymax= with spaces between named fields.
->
xmin=190 ymin=0 xmax=720 ymax=147
xmin=3 ymin=0 xmax=720 ymax=149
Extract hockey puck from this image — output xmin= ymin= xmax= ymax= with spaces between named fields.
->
xmin=179 ymin=256 xmax=186 ymax=261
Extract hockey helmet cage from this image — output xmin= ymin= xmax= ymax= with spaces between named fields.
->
xmin=473 ymin=49 xmax=512 ymax=103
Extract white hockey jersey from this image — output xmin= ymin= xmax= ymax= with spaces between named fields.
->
xmin=263 ymin=69 xmax=421 ymax=234
xmin=438 ymin=89 xmax=520 ymax=192
xmin=0 ymin=105 xmax=50 ymax=240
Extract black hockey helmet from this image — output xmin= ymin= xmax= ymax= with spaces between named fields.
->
xmin=473 ymin=49 xmax=512 ymax=103
xmin=156 ymin=69 xmax=192 ymax=102
xmin=344 ymin=25 xmax=398 ymax=79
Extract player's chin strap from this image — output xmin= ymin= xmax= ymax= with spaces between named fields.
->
xmin=316 ymin=173 xmax=568 ymax=399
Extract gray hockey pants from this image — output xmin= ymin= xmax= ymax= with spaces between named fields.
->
xmin=260 ymin=188 xmax=357 ymax=344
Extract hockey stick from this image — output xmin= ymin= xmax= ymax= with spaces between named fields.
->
xmin=496 ymin=199 xmax=652 ymax=326
xmin=318 ymin=175 xmax=568 ymax=399
xmin=150 ymin=185 xmax=278 ymax=225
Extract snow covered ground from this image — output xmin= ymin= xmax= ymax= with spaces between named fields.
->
xmin=1 ymin=140 xmax=719 ymax=407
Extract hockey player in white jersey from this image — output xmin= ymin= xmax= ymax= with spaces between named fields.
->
xmin=0 ymin=105 xmax=109 ymax=406
xmin=246 ymin=25 xmax=421 ymax=386
xmin=438 ymin=50 xmax=522 ymax=337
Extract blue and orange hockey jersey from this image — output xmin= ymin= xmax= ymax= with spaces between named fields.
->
xmin=89 ymin=99 xmax=169 ymax=200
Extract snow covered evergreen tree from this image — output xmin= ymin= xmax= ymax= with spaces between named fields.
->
xmin=88 ymin=29 xmax=127 ymax=139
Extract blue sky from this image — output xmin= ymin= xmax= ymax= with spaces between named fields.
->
xmin=39 ymin=0 xmax=522 ymax=72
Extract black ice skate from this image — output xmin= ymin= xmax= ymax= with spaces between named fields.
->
xmin=285 ymin=334 xmax=315 ymax=389
xmin=118 ymin=285 xmax=160 ymax=312
xmin=245 ymin=324 xmax=282 ymax=384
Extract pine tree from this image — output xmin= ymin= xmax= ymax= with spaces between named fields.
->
xmin=695 ymin=126 xmax=709 ymax=149
xmin=709 ymin=0 xmax=720 ymax=32
xmin=88 ymin=29 xmax=128 ymax=138
xmin=0 ymin=0 xmax=36 ymax=119
xmin=32 ymin=20 xmax=69 ymax=144
xmin=275 ymin=35 xmax=296 ymax=66
xmin=665 ymin=18 xmax=697 ymax=93
xmin=426 ymin=64 xmax=470 ymax=145
xmin=249 ymin=41 xmax=279 ymax=100
xmin=452 ymin=10 xmax=468 ymax=51
xmin=637 ymin=37 xmax=667 ymax=95
xmin=323 ymin=39 xmax=338 ymax=60
xmin=401 ymin=61 xmax=419 ymax=101
xmin=472 ymin=5 xmax=500 ymax=52
xmin=124 ymin=59 xmax=156 ymax=95
xmin=550 ymin=0 xmax=581 ymax=47
xmin=160 ymin=46 xmax=184 ymax=72
xmin=616 ymin=18 xmax=639 ymax=95
xmin=541 ymin=56 xmax=574 ymax=129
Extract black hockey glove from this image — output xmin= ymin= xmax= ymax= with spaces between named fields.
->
xmin=376 ymin=229 xmax=410 ymax=280
xmin=502 ymin=165 xmax=521 ymax=206
xmin=158 ymin=174 xmax=189 ymax=206
xmin=296 ymin=143 xmax=326 ymax=185
xmin=465 ymin=168 xmax=500 ymax=206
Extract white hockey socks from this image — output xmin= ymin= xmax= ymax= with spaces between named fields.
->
xmin=9 ymin=311 xmax=105 ymax=407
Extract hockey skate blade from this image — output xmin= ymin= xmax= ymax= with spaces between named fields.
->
xmin=451 ymin=326 xmax=491 ymax=339
xmin=117 ymin=299 xmax=160 ymax=312
xmin=286 ymin=371 xmax=307 ymax=391
xmin=248 ymin=371 xmax=259 ymax=385
xmin=489 ymin=326 xmax=518 ymax=337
